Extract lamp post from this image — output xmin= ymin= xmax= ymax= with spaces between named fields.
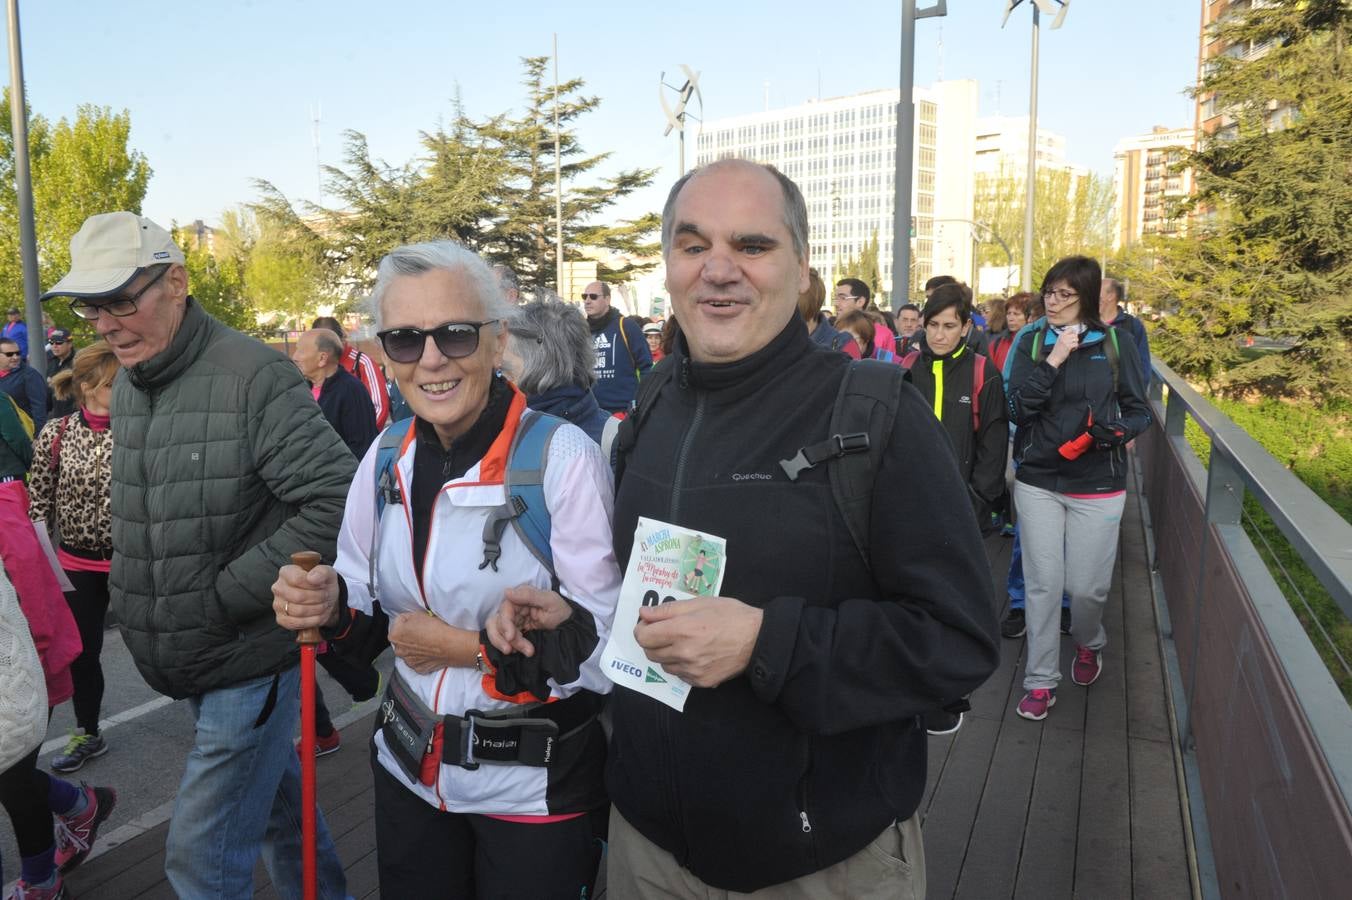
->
xmin=1002 ymin=0 xmax=1071 ymax=291
xmin=6 ymin=0 xmax=42 ymax=372
xmin=891 ymin=0 xmax=946 ymax=312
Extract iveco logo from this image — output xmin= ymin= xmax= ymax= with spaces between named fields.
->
xmin=610 ymin=658 xmax=643 ymax=678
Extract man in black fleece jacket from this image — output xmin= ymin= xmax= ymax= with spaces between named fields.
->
xmin=599 ymin=160 xmax=999 ymax=895
xmin=295 ymin=328 xmax=378 ymax=460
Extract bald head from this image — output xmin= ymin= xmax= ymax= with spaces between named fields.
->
xmin=295 ymin=328 xmax=343 ymax=384
xmin=661 ymin=159 xmax=809 ymax=262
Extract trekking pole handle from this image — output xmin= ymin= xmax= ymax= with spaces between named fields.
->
xmin=290 ymin=551 xmax=324 ymax=646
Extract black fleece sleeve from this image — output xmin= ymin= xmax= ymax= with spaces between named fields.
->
xmin=1007 ymin=331 xmax=1061 ymax=425
xmin=972 ymin=357 xmax=1010 ymax=507
xmin=745 ymin=385 xmax=1001 ymax=735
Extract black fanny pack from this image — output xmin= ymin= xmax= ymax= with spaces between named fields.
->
xmin=379 ymin=669 xmax=602 ymax=785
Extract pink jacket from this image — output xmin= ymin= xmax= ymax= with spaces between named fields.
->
xmin=0 ymin=481 xmax=81 ymax=706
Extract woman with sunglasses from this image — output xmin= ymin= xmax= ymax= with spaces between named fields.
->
xmin=272 ymin=241 xmax=621 ymax=898
xmin=1004 ymin=256 xmax=1152 ymax=722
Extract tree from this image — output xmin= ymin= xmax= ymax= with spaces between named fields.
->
xmin=0 ymin=94 xmax=151 ymax=330
xmin=174 ymin=219 xmax=253 ymax=332
xmin=467 ymin=57 xmax=660 ymax=296
xmin=253 ymin=61 xmax=661 ymax=303
xmin=835 ymin=230 xmax=882 ymax=298
xmin=973 ymin=162 xmax=1113 ymax=286
xmin=1128 ymin=0 xmax=1352 ymax=400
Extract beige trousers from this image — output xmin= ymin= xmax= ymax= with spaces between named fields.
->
xmin=606 ymin=806 xmax=926 ymax=900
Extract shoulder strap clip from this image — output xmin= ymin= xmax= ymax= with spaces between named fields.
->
xmin=779 ymin=432 xmax=871 ymax=482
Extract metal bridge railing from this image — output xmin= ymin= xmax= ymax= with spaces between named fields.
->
xmin=1139 ymin=359 xmax=1352 ymax=897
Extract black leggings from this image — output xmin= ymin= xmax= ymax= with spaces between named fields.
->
xmin=370 ymin=752 xmax=602 ymax=899
xmin=0 ymin=748 xmax=53 ymax=860
xmin=63 ymin=569 xmax=111 ymax=735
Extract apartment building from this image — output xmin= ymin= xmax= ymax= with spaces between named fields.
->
xmin=1113 ymin=126 xmax=1195 ymax=249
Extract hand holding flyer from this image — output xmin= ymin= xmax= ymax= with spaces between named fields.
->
xmin=600 ymin=517 xmax=727 ymax=711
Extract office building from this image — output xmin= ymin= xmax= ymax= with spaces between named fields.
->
xmin=695 ymin=81 xmax=979 ymax=298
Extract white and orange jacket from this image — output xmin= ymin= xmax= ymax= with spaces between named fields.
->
xmin=333 ymin=391 xmax=621 ymax=814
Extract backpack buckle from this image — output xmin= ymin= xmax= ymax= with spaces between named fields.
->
xmin=835 ymin=433 xmax=870 ymax=455
xmin=779 ymin=432 xmax=871 ymax=482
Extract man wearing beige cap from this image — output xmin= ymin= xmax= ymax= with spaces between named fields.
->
xmin=42 ymin=212 xmax=353 ymax=899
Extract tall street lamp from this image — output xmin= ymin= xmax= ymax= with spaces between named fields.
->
xmin=891 ymin=0 xmax=946 ymax=311
xmin=7 ymin=0 xmax=42 ymax=372
xmin=1002 ymin=0 xmax=1071 ymax=291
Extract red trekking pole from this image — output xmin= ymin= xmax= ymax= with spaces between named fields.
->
xmin=291 ymin=550 xmax=323 ymax=900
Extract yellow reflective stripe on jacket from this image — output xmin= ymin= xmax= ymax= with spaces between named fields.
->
xmin=928 ymin=344 xmax=967 ymax=421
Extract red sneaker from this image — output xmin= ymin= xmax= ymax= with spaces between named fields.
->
xmin=1016 ymin=689 xmax=1057 ymax=721
xmin=6 ymin=876 xmax=70 ymax=899
xmin=54 ymin=783 xmax=117 ymax=873
xmin=315 ymin=729 xmax=342 ymax=757
xmin=1072 ymin=645 xmax=1103 ymax=686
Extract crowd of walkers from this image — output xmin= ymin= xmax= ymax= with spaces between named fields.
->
xmin=0 ymin=159 xmax=1152 ymax=899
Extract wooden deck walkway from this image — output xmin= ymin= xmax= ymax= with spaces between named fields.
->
xmin=66 ymin=466 xmax=1195 ymax=899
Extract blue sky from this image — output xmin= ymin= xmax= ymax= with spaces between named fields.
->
xmin=2 ymin=1 xmax=1200 ymax=231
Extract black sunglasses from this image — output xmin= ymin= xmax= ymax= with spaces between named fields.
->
xmin=376 ymin=320 xmax=498 ymax=364
xmin=1 ymin=350 xmax=19 ymax=357
xmin=580 ymin=293 xmax=602 ymax=301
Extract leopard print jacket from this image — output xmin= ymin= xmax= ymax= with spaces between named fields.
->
xmin=26 ymin=411 xmax=113 ymax=553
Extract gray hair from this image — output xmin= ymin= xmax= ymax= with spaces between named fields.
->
xmin=366 ymin=240 xmax=514 ymax=332
xmin=506 ymin=295 xmax=597 ymax=394
xmin=1102 ymin=277 xmax=1125 ymax=304
xmin=660 ymin=159 xmax=809 ymax=261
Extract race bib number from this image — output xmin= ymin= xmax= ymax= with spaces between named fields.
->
xmin=599 ymin=517 xmax=727 ymax=711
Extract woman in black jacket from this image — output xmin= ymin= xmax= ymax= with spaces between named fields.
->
xmin=1005 ymin=256 xmax=1152 ymax=721
xmin=905 ymin=285 xmax=1009 ymax=735
xmin=905 ymin=285 xmax=1009 ymax=529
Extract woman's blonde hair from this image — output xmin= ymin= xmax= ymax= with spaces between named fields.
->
xmin=49 ymin=341 xmax=119 ymax=407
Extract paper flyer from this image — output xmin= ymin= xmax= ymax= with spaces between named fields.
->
xmin=600 ymin=517 xmax=727 ymax=712
xmin=34 ymin=522 xmax=76 ymax=593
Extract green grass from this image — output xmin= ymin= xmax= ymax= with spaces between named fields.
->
xmin=1181 ymin=399 xmax=1352 ymax=703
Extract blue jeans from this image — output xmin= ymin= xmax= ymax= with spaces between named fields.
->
xmin=1006 ymin=521 xmax=1071 ymax=610
xmin=165 ymin=667 xmax=347 ymax=899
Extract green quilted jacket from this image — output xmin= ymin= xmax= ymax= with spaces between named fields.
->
xmin=109 ymin=298 xmax=356 ymax=698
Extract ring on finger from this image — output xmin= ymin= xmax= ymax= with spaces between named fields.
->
xmin=285 ymin=601 xmax=290 ymax=617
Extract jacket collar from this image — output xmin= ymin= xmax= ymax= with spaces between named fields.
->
xmin=676 ymin=313 xmax=811 ymax=403
xmin=530 ymin=383 xmax=602 ymax=421
xmin=587 ymin=307 xmax=621 ymax=333
xmin=1038 ymin=317 xmax=1108 ymax=349
xmin=921 ymin=336 xmax=970 ymax=364
xmin=127 ymin=297 xmax=212 ymax=392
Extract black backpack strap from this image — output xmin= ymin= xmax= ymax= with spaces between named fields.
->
xmin=828 ymin=360 xmax=905 ymax=571
xmin=613 ymin=357 xmax=675 ymax=487
xmin=778 ymin=359 xmax=904 ymax=571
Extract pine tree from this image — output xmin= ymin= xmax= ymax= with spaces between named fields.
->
xmin=1131 ymin=0 xmax=1352 ymax=400
xmin=468 ymin=57 xmax=660 ymax=297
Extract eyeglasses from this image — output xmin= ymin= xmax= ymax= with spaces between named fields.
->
xmin=1042 ymin=288 xmax=1079 ymax=303
xmin=376 ymin=320 xmax=498 ymax=364
xmin=580 ymin=293 xmax=603 ymax=301
xmin=50 ymin=338 xmax=69 ymax=345
xmin=69 ymin=265 xmax=170 ymax=321
xmin=0 ymin=351 xmax=19 ymax=357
